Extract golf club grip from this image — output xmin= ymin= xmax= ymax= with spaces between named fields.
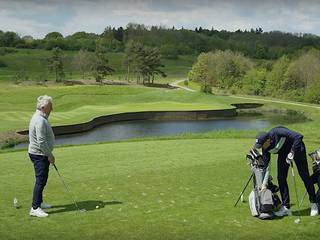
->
xmin=53 ymin=164 xmax=58 ymax=171
xmin=291 ymin=162 xmax=295 ymax=176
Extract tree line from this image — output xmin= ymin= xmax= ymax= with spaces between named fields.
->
xmin=1 ymin=22 xmax=320 ymax=60
xmin=188 ymin=48 xmax=320 ymax=104
xmin=10 ymin=41 xmax=165 ymax=85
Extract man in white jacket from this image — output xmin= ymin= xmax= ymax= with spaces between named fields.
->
xmin=28 ymin=95 xmax=55 ymax=217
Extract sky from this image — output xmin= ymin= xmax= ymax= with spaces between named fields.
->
xmin=1 ymin=0 xmax=320 ymax=39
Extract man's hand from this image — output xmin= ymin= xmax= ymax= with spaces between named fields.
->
xmin=286 ymin=151 xmax=295 ymax=165
xmin=261 ymin=183 xmax=267 ymax=190
xmin=49 ymin=156 xmax=55 ymax=164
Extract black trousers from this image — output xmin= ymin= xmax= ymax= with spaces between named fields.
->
xmin=277 ymin=142 xmax=316 ymax=208
xmin=29 ymin=153 xmax=50 ymax=209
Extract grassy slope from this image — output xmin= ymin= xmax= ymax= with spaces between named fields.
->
xmin=0 ymin=85 xmax=235 ymax=133
xmin=0 ymin=48 xmax=196 ymax=82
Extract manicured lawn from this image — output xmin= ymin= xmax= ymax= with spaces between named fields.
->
xmin=1 ymin=137 xmax=320 ymax=240
xmin=1 ymin=73 xmax=320 ymax=239
xmin=0 ymin=84 xmax=237 ymax=133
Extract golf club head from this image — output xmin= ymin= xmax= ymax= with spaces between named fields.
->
xmin=294 ymin=218 xmax=300 ymax=223
xmin=14 ymin=197 xmax=18 ymax=209
xmin=79 ymin=208 xmax=86 ymax=213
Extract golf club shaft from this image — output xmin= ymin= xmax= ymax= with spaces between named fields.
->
xmin=291 ymin=163 xmax=301 ymax=219
xmin=234 ymin=173 xmax=253 ymax=207
xmin=53 ymin=164 xmax=80 ymax=210
xmin=299 ymin=191 xmax=307 ymax=207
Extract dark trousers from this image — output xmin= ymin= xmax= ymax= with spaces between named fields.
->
xmin=277 ymin=142 xmax=316 ymax=208
xmin=29 ymin=153 xmax=50 ymax=209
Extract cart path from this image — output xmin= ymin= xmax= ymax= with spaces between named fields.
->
xmin=171 ymin=79 xmax=197 ymax=92
xmin=171 ymin=79 xmax=320 ymax=110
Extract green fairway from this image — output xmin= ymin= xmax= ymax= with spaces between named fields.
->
xmin=1 ymin=138 xmax=320 ymax=240
xmin=1 ymin=74 xmax=320 ymax=239
xmin=0 ymin=84 xmax=234 ymax=133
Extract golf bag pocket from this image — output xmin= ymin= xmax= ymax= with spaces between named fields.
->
xmin=249 ymin=188 xmax=274 ymax=220
xmin=259 ymin=189 xmax=274 ymax=213
xmin=249 ymin=189 xmax=259 ymax=217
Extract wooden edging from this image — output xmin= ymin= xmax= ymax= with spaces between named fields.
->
xmin=16 ymin=108 xmax=238 ymax=136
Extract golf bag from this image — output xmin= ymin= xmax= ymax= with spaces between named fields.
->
xmin=247 ymin=149 xmax=281 ymax=220
xmin=308 ymin=149 xmax=320 ymax=202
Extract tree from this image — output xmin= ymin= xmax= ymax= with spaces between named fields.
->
xmin=72 ymin=48 xmax=91 ymax=79
xmin=264 ymin=55 xmax=290 ymax=96
xmin=254 ymin=40 xmax=269 ymax=59
xmin=188 ymin=52 xmax=217 ymax=89
xmin=242 ymin=68 xmax=267 ymax=95
xmin=46 ymin=47 xmax=65 ymax=82
xmin=1 ymin=31 xmax=23 ymax=47
xmin=22 ymin=35 xmax=34 ymax=41
xmin=141 ymin=45 xmax=165 ymax=83
xmin=189 ymin=49 xmax=252 ymax=91
xmin=45 ymin=32 xmax=63 ymax=40
xmin=91 ymin=45 xmax=114 ymax=84
xmin=122 ymin=41 xmax=165 ymax=83
xmin=122 ymin=41 xmax=135 ymax=81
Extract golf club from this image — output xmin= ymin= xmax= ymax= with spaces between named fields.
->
xmin=290 ymin=162 xmax=301 ymax=223
xmin=234 ymin=173 xmax=253 ymax=207
xmin=53 ymin=164 xmax=86 ymax=213
xmin=299 ymin=190 xmax=307 ymax=208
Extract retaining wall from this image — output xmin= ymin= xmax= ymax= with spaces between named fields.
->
xmin=17 ymin=108 xmax=238 ymax=136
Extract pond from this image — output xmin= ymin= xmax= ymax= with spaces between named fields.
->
xmin=13 ymin=111 xmax=308 ymax=149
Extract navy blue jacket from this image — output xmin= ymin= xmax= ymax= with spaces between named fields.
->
xmin=262 ymin=126 xmax=304 ymax=169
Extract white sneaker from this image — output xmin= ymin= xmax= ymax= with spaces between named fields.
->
xmin=29 ymin=207 xmax=49 ymax=217
xmin=275 ymin=206 xmax=292 ymax=217
xmin=310 ymin=203 xmax=319 ymax=217
xmin=41 ymin=202 xmax=52 ymax=209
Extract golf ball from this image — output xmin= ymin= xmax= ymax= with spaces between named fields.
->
xmin=96 ymin=205 xmax=99 ymax=209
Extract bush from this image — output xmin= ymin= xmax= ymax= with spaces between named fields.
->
xmin=0 ymin=59 xmax=8 ymax=67
xmin=35 ymin=74 xmax=47 ymax=86
xmin=286 ymin=109 xmax=297 ymax=115
xmin=200 ymin=85 xmax=212 ymax=94
xmin=0 ymin=48 xmax=18 ymax=55
xmin=15 ymin=43 xmax=34 ymax=49
xmin=184 ymin=80 xmax=188 ymax=86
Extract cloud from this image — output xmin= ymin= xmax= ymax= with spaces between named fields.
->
xmin=0 ymin=0 xmax=320 ymax=39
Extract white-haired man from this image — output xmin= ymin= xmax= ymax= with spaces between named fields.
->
xmin=28 ymin=95 xmax=55 ymax=217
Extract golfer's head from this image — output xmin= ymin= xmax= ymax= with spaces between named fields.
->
xmin=37 ymin=95 xmax=53 ymax=116
xmin=254 ymin=132 xmax=269 ymax=149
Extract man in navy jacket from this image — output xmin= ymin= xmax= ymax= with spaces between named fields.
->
xmin=253 ymin=126 xmax=319 ymax=217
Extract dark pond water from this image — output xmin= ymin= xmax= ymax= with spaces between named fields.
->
xmin=14 ymin=112 xmax=308 ymax=149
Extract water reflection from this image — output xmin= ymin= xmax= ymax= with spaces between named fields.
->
xmin=14 ymin=112 xmax=308 ymax=148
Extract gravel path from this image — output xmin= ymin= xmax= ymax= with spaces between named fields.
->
xmin=171 ymin=79 xmax=320 ymax=110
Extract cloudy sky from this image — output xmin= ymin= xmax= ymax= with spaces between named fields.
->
xmin=0 ymin=0 xmax=320 ymax=39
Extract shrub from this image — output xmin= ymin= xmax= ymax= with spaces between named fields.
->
xmin=200 ymin=85 xmax=212 ymax=94
xmin=15 ymin=43 xmax=34 ymax=49
xmin=35 ymin=74 xmax=47 ymax=86
xmin=184 ymin=80 xmax=188 ymax=86
xmin=0 ymin=59 xmax=8 ymax=67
